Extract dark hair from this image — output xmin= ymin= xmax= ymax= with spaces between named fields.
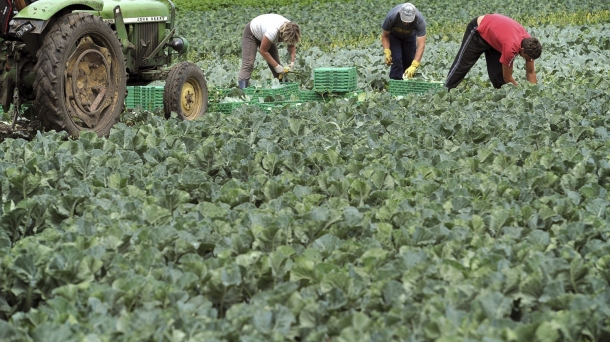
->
xmin=522 ymin=38 xmax=542 ymax=59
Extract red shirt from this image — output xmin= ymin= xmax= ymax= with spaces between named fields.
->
xmin=477 ymin=14 xmax=531 ymax=67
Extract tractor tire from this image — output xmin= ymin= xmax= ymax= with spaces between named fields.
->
xmin=163 ymin=61 xmax=208 ymax=120
xmin=34 ymin=13 xmax=126 ymax=137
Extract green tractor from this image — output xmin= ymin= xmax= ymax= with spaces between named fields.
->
xmin=1 ymin=0 xmax=207 ymax=136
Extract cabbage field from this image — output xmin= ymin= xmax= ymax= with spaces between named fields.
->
xmin=1 ymin=0 xmax=610 ymax=341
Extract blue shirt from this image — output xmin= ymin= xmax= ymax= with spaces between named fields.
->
xmin=382 ymin=4 xmax=427 ymax=39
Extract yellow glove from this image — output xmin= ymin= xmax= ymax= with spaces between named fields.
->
xmin=384 ymin=49 xmax=392 ymax=65
xmin=403 ymin=60 xmax=420 ymax=79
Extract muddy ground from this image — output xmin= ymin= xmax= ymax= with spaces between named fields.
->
xmin=0 ymin=119 xmax=42 ymax=142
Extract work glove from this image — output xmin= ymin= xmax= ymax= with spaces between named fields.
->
xmin=403 ymin=60 xmax=420 ymax=79
xmin=274 ymin=64 xmax=285 ymax=74
xmin=288 ymin=62 xmax=295 ymax=72
xmin=384 ymin=49 xmax=392 ymax=65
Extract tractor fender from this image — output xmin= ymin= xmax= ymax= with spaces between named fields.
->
xmin=9 ymin=0 xmax=103 ymax=36
xmin=14 ymin=0 xmax=104 ymax=21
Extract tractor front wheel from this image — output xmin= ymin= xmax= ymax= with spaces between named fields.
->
xmin=34 ymin=13 xmax=126 ymax=136
xmin=163 ymin=62 xmax=208 ymax=120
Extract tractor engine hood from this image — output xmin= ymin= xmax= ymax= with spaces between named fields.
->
xmin=14 ymin=0 xmax=170 ymax=23
xmin=10 ymin=0 xmax=171 ymax=37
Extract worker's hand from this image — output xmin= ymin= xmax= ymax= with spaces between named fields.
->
xmin=274 ymin=64 xmax=285 ymax=74
xmin=403 ymin=60 xmax=420 ymax=79
xmin=284 ymin=62 xmax=294 ymax=73
xmin=384 ymin=49 xmax=392 ymax=65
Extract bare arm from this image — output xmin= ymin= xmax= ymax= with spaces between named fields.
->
xmin=414 ymin=35 xmax=426 ymax=62
xmin=259 ymin=36 xmax=280 ymax=67
xmin=502 ymin=64 xmax=518 ymax=86
xmin=525 ymin=60 xmax=537 ymax=84
xmin=381 ymin=30 xmax=391 ymax=49
xmin=287 ymin=44 xmax=296 ymax=63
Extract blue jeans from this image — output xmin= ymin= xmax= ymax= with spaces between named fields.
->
xmin=389 ymin=33 xmax=416 ymax=80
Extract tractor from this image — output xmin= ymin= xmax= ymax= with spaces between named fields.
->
xmin=0 ymin=0 xmax=208 ymax=136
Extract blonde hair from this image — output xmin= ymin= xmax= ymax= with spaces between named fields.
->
xmin=280 ymin=22 xmax=301 ymax=45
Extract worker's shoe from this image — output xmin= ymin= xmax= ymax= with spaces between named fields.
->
xmin=238 ymin=80 xmax=249 ymax=89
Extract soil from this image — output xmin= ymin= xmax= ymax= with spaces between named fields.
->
xmin=0 ymin=118 xmax=43 ymax=142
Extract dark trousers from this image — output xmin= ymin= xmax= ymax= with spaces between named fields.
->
xmin=389 ymin=33 xmax=416 ymax=80
xmin=445 ymin=17 xmax=505 ymax=90
xmin=238 ymin=22 xmax=281 ymax=82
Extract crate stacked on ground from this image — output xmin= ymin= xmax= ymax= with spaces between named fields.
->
xmin=208 ymin=82 xmax=300 ymax=114
xmin=299 ymin=89 xmax=330 ymax=102
xmin=208 ymin=101 xmax=251 ymax=114
xmin=388 ymin=79 xmax=443 ymax=96
xmin=313 ymin=67 xmax=357 ymax=93
xmin=125 ymin=86 xmax=164 ymax=111
xmin=140 ymin=86 xmax=164 ymax=111
xmin=125 ymin=86 xmax=139 ymax=109
xmin=207 ymin=76 xmax=364 ymax=114
xmin=299 ymin=89 xmax=363 ymax=103
xmin=245 ymin=82 xmax=299 ymax=102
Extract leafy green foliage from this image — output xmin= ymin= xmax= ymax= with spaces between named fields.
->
xmin=2 ymin=77 xmax=610 ymax=339
xmin=2 ymin=0 xmax=610 ymax=340
xmin=174 ymin=0 xmax=354 ymax=12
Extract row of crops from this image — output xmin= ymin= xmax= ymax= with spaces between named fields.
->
xmin=2 ymin=0 xmax=610 ymax=341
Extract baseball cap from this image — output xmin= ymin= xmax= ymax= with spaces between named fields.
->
xmin=400 ymin=3 xmax=416 ymax=23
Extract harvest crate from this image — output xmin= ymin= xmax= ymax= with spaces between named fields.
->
xmin=388 ymin=79 xmax=444 ymax=95
xmin=125 ymin=85 xmax=164 ymax=111
xmin=140 ymin=86 xmax=164 ymax=111
xmin=254 ymin=101 xmax=303 ymax=111
xmin=299 ymin=89 xmax=363 ymax=103
xmin=298 ymin=90 xmax=330 ymax=102
xmin=208 ymin=101 xmax=250 ymax=114
xmin=125 ymin=86 xmax=138 ymax=108
xmin=244 ymin=82 xmax=299 ymax=100
xmin=313 ymin=67 xmax=357 ymax=92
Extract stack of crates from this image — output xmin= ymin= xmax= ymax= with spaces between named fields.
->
xmin=125 ymin=86 xmax=164 ymax=111
xmin=245 ymin=82 xmax=299 ymax=101
xmin=254 ymin=100 xmax=303 ymax=111
xmin=207 ymin=82 xmax=301 ymax=114
xmin=388 ymin=79 xmax=443 ymax=96
xmin=140 ymin=86 xmax=164 ymax=111
xmin=313 ymin=67 xmax=357 ymax=93
xmin=298 ymin=89 xmax=330 ymax=102
xmin=125 ymin=86 xmax=138 ymax=109
xmin=208 ymin=102 xmax=250 ymax=114
xmin=298 ymin=89 xmax=363 ymax=103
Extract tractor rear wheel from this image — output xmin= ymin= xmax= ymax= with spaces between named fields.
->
xmin=163 ymin=62 xmax=208 ymax=120
xmin=34 ymin=13 xmax=126 ymax=136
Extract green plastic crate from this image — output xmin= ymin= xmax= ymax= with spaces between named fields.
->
xmin=313 ymin=67 xmax=358 ymax=92
xmin=125 ymin=86 xmax=164 ymax=110
xmin=140 ymin=86 xmax=164 ymax=111
xmin=388 ymin=80 xmax=443 ymax=95
xmin=254 ymin=101 xmax=304 ymax=111
xmin=125 ymin=86 xmax=138 ymax=108
xmin=208 ymin=101 xmax=250 ymax=114
xmin=299 ymin=90 xmax=331 ymax=102
xmin=299 ymin=89 xmax=363 ymax=102
xmin=244 ymin=82 xmax=299 ymax=100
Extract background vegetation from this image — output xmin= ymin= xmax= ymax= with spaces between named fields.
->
xmin=1 ymin=0 xmax=610 ymax=341
xmin=172 ymin=0 xmax=610 ymax=89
